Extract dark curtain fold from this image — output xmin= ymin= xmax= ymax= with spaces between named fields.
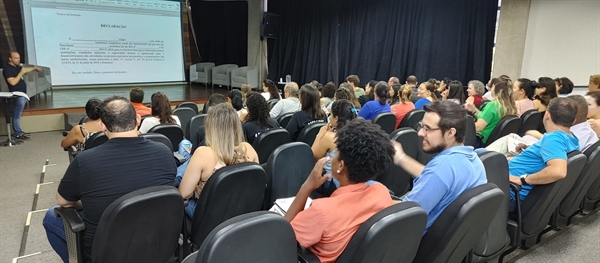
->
xmin=267 ymin=0 xmax=498 ymax=85
xmin=190 ymin=1 xmax=248 ymax=66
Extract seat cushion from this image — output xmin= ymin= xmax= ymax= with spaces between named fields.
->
xmin=198 ymin=72 xmax=205 ymax=78
xmin=233 ymin=76 xmax=246 ymax=83
xmin=213 ymin=73 xmax=227 ymax=81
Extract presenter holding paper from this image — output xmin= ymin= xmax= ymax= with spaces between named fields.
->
xmin=2 ymin=51 xmax=41 ymax=141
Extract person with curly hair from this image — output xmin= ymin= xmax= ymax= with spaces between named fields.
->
xmin=392 ymin=101 xmax=487 ymax=231
xmin=320 ymin=82 xmax=336 ymax=107
xmin=533 ymin=77 xmax=557 ymax=113
xmin=338 ymin=82 xmax=362 ymax=109
xmin=588 ymin=74 xmax=600 ymax=91
xmin=139 ymin=92 xmax=181 ymax=133
xmin=285 ymin=119 xmax=394 ymax=262
xmin=241 ymin=93 xmax=280 ymax=144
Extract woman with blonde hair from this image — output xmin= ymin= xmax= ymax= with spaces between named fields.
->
xmin=391 ymin=85 xmax=415 ymax=128
xmin=178 ymin=103 xmax=259 ymax=217
xmin=139 ymin=92 xmax=181 ymax=133
xmin=241 ymin=83 xmax=252 ymax=104
xmin=338 ymin=82 xmax=362 ymax=109
xmin=467 ymin=81 xmax=517 ymax=147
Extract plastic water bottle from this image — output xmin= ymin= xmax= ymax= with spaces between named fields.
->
xmin=286 ymin=74 xmax=291 ymax=83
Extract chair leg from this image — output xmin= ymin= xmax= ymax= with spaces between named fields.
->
xmin=498 ymin=245 xmax=518 ymax=263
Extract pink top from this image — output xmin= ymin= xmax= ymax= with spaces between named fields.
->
xmin=516 ymin=99 xmax=535 ymax=117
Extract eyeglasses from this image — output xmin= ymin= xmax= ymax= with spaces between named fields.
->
xmin=418 ymin=121 xmax=441 ymax=134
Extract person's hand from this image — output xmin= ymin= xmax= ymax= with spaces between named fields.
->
xmin=441 ymin=89 xmax=448 ymax=100
xmin=509 ymin=175 xmax=521 ymax=185
xmin=588 ymin=119 xmax=599 ymax=135
xmin=239 ymin=110 xmax=248 ymax=122
xmin=464 ymin=102 xmax=477 ymax=113
xmin=301 ymin=157 xmax=331 ymax=191
xmin=515 ymin=143 xmax=528 ymax=153
xmin=391 ymin=140 xmax=406 ymax=164
xmin=20 ymin=67 xmax=34 ymax=74
xmin=34 ymin=67 xmax=43 ymax=73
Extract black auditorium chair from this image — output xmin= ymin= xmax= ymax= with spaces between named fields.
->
xmin=148 ymin=123 xmax=184 ymax=151
xmin=478 ymin=101 xmax=490 ymax=111
xmin=372 ymin=112 xmax=396 ymax=134
xmin=472 ymin=151 xmax=511 ymax=262
xmin=83 ymin=133 xmax=108 ymax=150
xmin=296 ymin=122 xmax=326 ymax=146
xmin=182 ymin=212 xmax=297 ymax=263
xmin=264 ymin=142 xmax=315 ymax=209
xmin=518 ymin=109 xmax=541 ymax=136
xmin=413 ymin=183 xmax=504 ymax=263
xmin=140 ymin=133 xmax=173 ymax=151
xmin=553 ymin=141 xmax=600 ymax=228
xmin=173 ymin=107 xmax=196 ymax=138
xmin=398 ymin=109 xmax=424 ymax=130
xmin=379 ymin=128 xmax=419 ymax=196
xmin=79 ymin=116 xmax=88 ymax=125
xmin=54 ymin=186 xmax=184 ymax=263
xmin=201 ymin=101 xmax=209 ymax=114
xmin=252 ymin=128 xmax=290 ymax=164
xmin=483 ymin=115 xmax=521 ymax=147
xmin=185 ymin=163 xmax=266 ymax=254
xmin=277 ymin=112 xmax=294 ymax=129
xmin=498 ymin=152 xmax=587 ymax=262
xmin=585 ymin=146 xmax=600 ymax=209
xmin=464 ymin=115 xmax=477 ymax=147
xmin=298 ymin=202 xmax=428 ymax=263
xmin=267 ymin=99 xmax=280 ymax=110
xmin=177 ymin=101 xmax=199 ymax=114
xmin=188 ymin=114 xmax=207 ymax=141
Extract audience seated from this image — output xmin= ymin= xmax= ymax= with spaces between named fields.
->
xmin=555 ymin=77 xmax=574 ymax=97
xmin=261 ymin=79 xmax=281 ymax=101
xmin=347 ymin=75 xmax=364 ymax=98
xmin=129 ymin=87 xmax=151 ymax=116
xmin=533 ymin=77 xmax=557 ymax=113
xmin=285 ymin=119 xmax=394 ymax=262
xmin=320 ymin=82 xmax=336 ymax=108
xmin=388 ymin=84 xmax=401 ymax=105
xmin=436 ymin=77 xmax=452 ymax=100
xmin=338 ymin=82 xmax=362 ymax=109
xmin=192 ymin=94 xmax=227 ymax=152
xmin=513 ymin=78 xmax=536 ymax=116
xmin=61 ymin=98 xmax=103 ymax=150
xmin=286 ymin=84 xmax=327 ymax=141
xmin=482 ymin=77 xmax=502 ymax=101
xmin=241 ymin=93 xmax=280 ymax=145
xmin=506 ymin=97 xmax=580 ymax=211
xmin=388 ymin=76 xmax=400 ymax=91
xmin=586 ymin=90 xmax=600 ymax=138
xmin=358 ymin=81 xmax=391 ymax=121
xmin=270 ymin=82 xmax=301 ymax=119
xmin=43 ymin=96 xmax=177 ymax=262
xmin=466 ymin=81 xmax=517 ymax=147
xmin=466 ymin=80 xmax=485 ymax=108
xmin=392 ymin=101 xmax=487 ymax=231
xmin=406 ymin=75 xmax=419 ymax=103
xmin=240 ymin=83 xmax=252 ymax=104
xmin=138 ymin=92 xmax=181 ymax=133
xmin=391 ymin=85 xmax=415 ymax=128
xmin=178 ymin=103 xmax=259 ymax=217
xmin=227 ymin=89 xmax=244 ymax=116
xmin=358 ymin=80 xmax=377 ymax=106
xmin=414 ymin=81 xmax=438 ymax=110
xmin=312 ymin=99 xmax=357 ymax=191
xmin=588 ymin=74 xmax=600 ymax=91
xmin=442 ymin=80 xmax=466 ymax=104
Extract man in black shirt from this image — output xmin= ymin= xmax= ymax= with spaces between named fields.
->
xmin=42 ymin=96 xmax=177 ymax=262
xmin=2 ymin=51 xmax=42 ymax=140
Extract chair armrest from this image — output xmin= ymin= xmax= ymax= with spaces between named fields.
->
xmin=54 ymin=207 xmax=85 ymax=233
xmin=298 ymin=245 xmax=320 ymax=263
xmin=174 ymin=152 xmax=187 ymax=165
xmin=508 ymin=183 xmax=523 ymax=245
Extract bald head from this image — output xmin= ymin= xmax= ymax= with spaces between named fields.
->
xmin=406 ymin=75 xmax=418 ymax=85
xmin=568 ymin=95 xmax=588 ymax=124
xmin=100 ymin=96 xmax=137 ymax=132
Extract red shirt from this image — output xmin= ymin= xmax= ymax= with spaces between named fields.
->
xmin=472 ymin=95 xmax=484 ymax=108
xmin=391 ymin=102 xmax=415 ymax=128
xmin=131 ymin=102 xmax=152 ymax=116
xmin=291 ymin=183 xmax=393 ymax=263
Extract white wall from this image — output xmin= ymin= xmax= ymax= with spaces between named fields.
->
xmin=521 ymin=0 xmax=600 ymax=86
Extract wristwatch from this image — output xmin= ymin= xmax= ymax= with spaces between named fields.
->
xmin=520 ymin=175 xmax=530 ymax=186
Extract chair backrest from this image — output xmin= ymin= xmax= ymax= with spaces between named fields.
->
xmin=189 ymin=114 xmax=207 ymax=142
xmin=558 ymin=142 xmax=600 ymax=218
xmin=267 ymin=99 xmax=280 ymax=110
xmin=464 ymin=115 xmax=477 ymax=147
xmin=264 ymin=142 xmax=315 ymax=208
xmin=252 ymin=128 xmax=291 ymax=164
xmin=398 ymin=109 xmax=424 ymax=130
xmin=518 ymin=110 xmax=541 ymax=136
xmin=79 ymin=116 xmax=88 ymax=125
xmin=372 ymin=112 xmax=397 ymax=134
xmin=413 ymin=183 xmax=504 ymax=263
xmin=147 ymin=123 xmax=184 ymax=151
xmin=193 ymin=211 xmax=296 ymax=263
xmin=201 ymin=101 xmax=209 ymax=114
xmin=472 ymin=151 xmax=510 ymax=262
xmin=277 ymin=112 xmax=295 ymax=128
xmin=83 ymin=133 xmax=108 ymax=150
xmin=191 ymin=163 xmax=266 ymax=247
xmin=478 ymin=101 xmax=490 ymax=111
xmin=177 ymin=102 xmax=199 ymax=114
xmin=92 ymin=186 xmax=183 ymax=263
xmin=484 ymin=115 xmax=521 ymax=147
xmin=140 ymin=133 xmax=173 ymax=151
xmin=297 ymin=122 xmax=326 ymax=145
xmin=380 ymin=128 xmax=418 ymax=195
xmin=520 ymin=152 xmax=587 ymax=236
xmin=337 ymin=202 xmax=427 ymax=263
xmin=173 ymin=108 xmax=197 ymax=138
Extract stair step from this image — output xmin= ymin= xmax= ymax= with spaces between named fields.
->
xmin=42 ymin=162 xmax=69 ymax=184
xmin=12 ymin=250 xmax=62 ymax=263
xmin=22 ymin=209 xmax=53 ymax=256
xmin=35 ymin=183 xmax=58 ymax=211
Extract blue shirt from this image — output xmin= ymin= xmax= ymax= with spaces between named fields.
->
xmin=508 ymin=130 xmax=579 ymax=201
xmin=358 ymin=100 xmax=390 ymax=120
xmin=414 ymin=98 xmax=432 ymax=110
xmin=404 ymin=146 xmax=487 ymax=231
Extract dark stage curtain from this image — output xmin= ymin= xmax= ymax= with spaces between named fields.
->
xmin=190 ymin=1 xmax=248 ymax=66
xmin=267 ymin=0 xmax=498 ymax=85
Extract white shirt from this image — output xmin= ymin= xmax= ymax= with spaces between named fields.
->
xmin=270 ymin=97 xmax=301 ymax=119
xmin=261 ymin=92 xmax=271 ymax=101
xmin=570 ymin=121 xmax=599 ymax=152
xmin=139 ymin=115 xmax=181 ymax=134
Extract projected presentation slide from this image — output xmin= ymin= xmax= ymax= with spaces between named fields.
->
xmin=21 ymin=0 xmax=185 ymax=86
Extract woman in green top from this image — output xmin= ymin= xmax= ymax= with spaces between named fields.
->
xmin=466 ymin=81 xmax=517 ymax=147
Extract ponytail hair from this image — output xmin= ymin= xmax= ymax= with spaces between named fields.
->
xmin=331 ymin=99 xmax=357 ymax=129
xmin=374 ymin=81 xmax=389 ymax=105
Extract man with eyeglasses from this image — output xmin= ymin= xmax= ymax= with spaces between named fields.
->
xmin=391 ymin=101 xmax=487 ymax=232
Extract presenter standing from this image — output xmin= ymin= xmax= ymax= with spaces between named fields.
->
xmin=2 ymin=51 xmax=41 ymax=141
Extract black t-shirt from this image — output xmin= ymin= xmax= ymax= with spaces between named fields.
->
xmin=2 ymin=64 xmax=26 ymax=93
xmin=57 ymin=137 xmax=177 ymax=260
xmin=243 ymin=118 xmax=280 ymax=145
xmin=192 ymin=126 xmax=206 ymax=154
xmin=286 ymin=111 xmax=326 ymax=141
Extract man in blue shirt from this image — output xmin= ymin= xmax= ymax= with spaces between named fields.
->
xmin=507 ymin=97 xmax=580 ymax=211
xmin=392 ymin=101 xmax=487 ymax=231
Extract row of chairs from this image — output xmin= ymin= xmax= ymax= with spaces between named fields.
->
xmin=190 ymin=62 xmax=260 ymax=91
